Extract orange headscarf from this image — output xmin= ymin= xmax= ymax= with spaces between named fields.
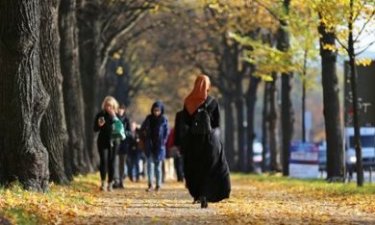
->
xmin=184 ymin=75 xmax=211 ymax=115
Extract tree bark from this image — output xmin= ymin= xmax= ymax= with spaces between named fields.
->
xmin=246 ymin=75 xmax=261 ymax=173
xmin=59 ymin=0 xmax=93 ymax=174
xmin=223 ymin=96 xmax=236 ymax=171
xmin=0 ymin=0 xmax=50 ymax=191
xmin=40 ymin=0 xmax=70 ymax=183
xmin=318 ymin=21 xmax=345 ymax=181
xmin=277 ymin=0 xmax=294 ymax=176
xmin=77 ymin=2 xmax=102 ymax=167
xmin=261 ymin=82 xmax=270 ymax=172
xmin=302 ymin=49 xmax=308 ymax=143
xmin=348 ymin=0 xmax=363 ymax=186
xmin=268 ymin=73 xmax=282 ymax=172
xmin=235 ymin=92 xmax=247 ymax=172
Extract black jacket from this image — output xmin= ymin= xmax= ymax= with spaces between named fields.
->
xmin=118 ymin=115 xmax=132 ymax=154
xmin=94 ymin=111 xmax=116 ymax=149
xmin=174 ymin=110 xmax=187 ymax=149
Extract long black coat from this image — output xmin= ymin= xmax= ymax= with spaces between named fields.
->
xmin=181 ymin=96 xmax=231 ymax=202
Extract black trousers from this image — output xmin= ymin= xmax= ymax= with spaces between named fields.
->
xmin=174 ymin=155 xmax=184 ymax=182
xmin=98 ymin=142 xmax=117 ymax=183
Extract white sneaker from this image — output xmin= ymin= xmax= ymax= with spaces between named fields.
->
xmin=107 ymin=182 xmax=114 ymax=192
xmin=100 ymin=181 xmax=107 ymax=191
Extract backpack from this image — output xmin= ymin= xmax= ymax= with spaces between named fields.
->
xmin=111 ymin=117 xmax=126 ymax=140
xmin=190 ymin=98 xmax=213 ymax=135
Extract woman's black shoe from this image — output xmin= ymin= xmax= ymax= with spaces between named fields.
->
xmin=200 ymin=196 xmax=208 ymax=208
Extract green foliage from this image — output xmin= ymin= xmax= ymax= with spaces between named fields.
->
xmin=313 ymin=0 xmax=375 ymax=57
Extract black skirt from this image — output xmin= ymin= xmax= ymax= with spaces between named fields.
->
xmin=183 ymin=128 xmax=231 ymax=202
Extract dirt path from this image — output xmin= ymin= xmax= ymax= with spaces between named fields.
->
xmin=69 ymin=180 xmax=222 ymax=225
xmin=67 ymin=177 xmax=375 ymax=225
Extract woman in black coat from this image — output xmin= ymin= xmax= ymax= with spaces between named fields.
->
xmin=181 ymin=75 xmax=231 ymax=208
xmin=94 ymin=96 xmax=124 ymax=191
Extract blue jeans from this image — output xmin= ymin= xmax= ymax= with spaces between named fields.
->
xmin=128 ymin=153 xmax=140 ymax=181
xmin=147 ymin=156 xmax=162 ymax=188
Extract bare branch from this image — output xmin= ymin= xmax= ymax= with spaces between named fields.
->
xmin=99 ymin=11 xmax=148 ymax=77
xmin=126 ymin=21 xmax=166 ymax=42
xmin=355 ymin=40 xmax=375 ymax=56
xmin=354 ymin=9 xmax=375 ymax=42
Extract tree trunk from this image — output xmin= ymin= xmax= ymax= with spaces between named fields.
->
xmin=77 ymin=2 xmax=102 ymax=167
xmin=59 ymin=0 xmax=93 ymax=174
xmin=302 ymin=49 xmax=308 ymax=143
xmin=262 ymin=82 xmax=270 ymax=172
xmin=269 ymin=73 xmax=282 ymax=172
xmin=277 ymin=0 xmax=294 ymax=176
xmin=318 ymin=21 xmax=345 ymax=181
xmin=348 ymin=0 xmax=363 ymax=186
xmin=40 ymin=0 xmax=70 ymax=183
xmin=235 ymin=92 xmax=246 ymax=172
xmin=246 ymin=75 xmax=261 ymax=173
xmin=223 ymin=96 xmax=236 ymax=171
xmin=0 ymin=0 xmax=50 ymax=191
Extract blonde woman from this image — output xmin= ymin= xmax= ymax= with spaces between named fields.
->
xmin=94 ymin=96 xmax=125 ymax=191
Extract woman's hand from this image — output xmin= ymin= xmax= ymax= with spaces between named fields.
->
xmin=107 ymin=108 xmax=116 ymax=117
xmin=98 ymin=117 xmax=105 ymax=127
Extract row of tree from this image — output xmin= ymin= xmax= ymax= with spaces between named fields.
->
xmin=0 ymin=0 xmax=158 ymax=191
xmin=126 ymin=0 xmax=374 ymax=186
xmin=0 ymin=0 xmax=373 ymax=190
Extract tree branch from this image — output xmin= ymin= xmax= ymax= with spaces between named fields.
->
xmin=355 ymin=40 xmax=375 ymax=56
xmin=99 ymin=10 xmax=148 ymax=77
xmin=354 ymin=9 xmax=375 ymax=43
xmin=336 ymin=36 xmax=349 ymax=52
xmin=252 ymin=0 xmax=281 ymax=22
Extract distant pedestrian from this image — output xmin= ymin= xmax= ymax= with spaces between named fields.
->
xmin=182 ymin=75 xmax=231 ymax=208
xmin=166 ymin=126 xmax=184 ymax=182
xmin=127 ymin=122 xmax=142 ymax=182
xmin=141 ymin=101 xmax=168 ymax=192
xmin=114 ymin=103 xmax=131 ymax=189
xmin=94 ymin=96 xmax=125 ymax=191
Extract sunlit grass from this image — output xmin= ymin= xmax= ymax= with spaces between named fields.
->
xmin=0 ymin=174 xmax=99 ymax=225
xmin=231 ymin=173 xmax=375 ymax=195
xmin=1 ymin=172 xmax=374 ymax=224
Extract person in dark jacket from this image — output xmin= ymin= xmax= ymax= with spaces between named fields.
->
xmin=127 ymin=122 xmax=142 ymax=182
xmin=113 ymin=103 xmax=131 ymax=189
xmin=172 ymin=111 xmax=186 ymax=182
xmin=141 ymin=101 xmax=168 ymax=191
xmin=94 ymin=96 xmax=124 ymax=192
xmin=182 ymin=74 xmax=231 ymax=208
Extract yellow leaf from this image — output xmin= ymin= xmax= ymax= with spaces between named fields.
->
xmin=112 ymin=52 xmax=121 ymax=60
xmin=116 ymin=66 xmax=124 ymax=75
xmin=356 ymin=58 xmax=372 ymax=67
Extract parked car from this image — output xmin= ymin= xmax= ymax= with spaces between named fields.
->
xmin=317 ymin=142 xmax=327 ymax=172
xmin=253 ymin=141 xmax=263 ymax=166
xmin=345 ymin=127 xmax=375 ymax=177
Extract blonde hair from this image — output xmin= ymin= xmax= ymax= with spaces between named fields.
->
xmin=101 ymin=96 xmax=119 ymax=112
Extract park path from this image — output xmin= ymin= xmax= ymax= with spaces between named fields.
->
xmin=66 ymin=176 xmax=375 ymax=225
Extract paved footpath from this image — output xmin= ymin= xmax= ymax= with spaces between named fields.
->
xmin=68 ymin=176 xmax=375 ymax=225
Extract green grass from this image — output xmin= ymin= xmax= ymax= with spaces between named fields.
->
xmin=0 ymin=174 xmax=99 ymax=225
xmin=1 ymin=208 xmax=40 ymax=225
xmin=232 ymin=173 xmax=375 ymax=195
